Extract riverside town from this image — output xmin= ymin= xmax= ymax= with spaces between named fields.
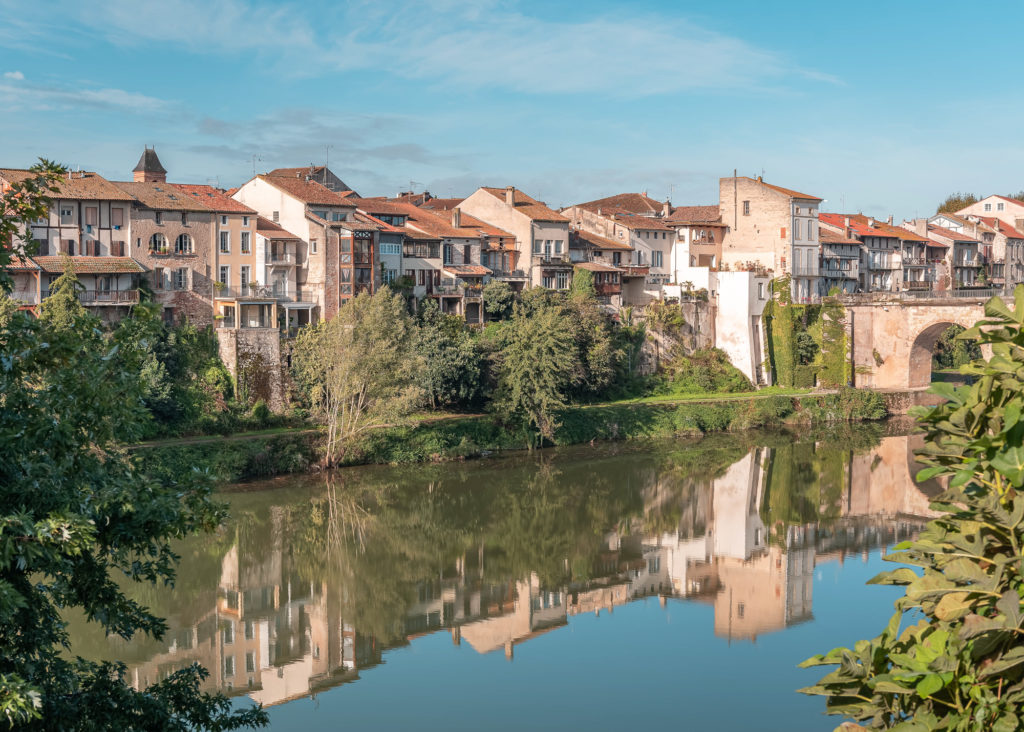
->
xmin=4 ymin=3 xmax=1024 ymax=731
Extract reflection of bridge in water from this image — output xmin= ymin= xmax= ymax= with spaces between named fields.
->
xmin=93 ymin=434 xmax=938 ymax=707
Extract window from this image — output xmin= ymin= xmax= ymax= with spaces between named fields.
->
xmin=220 ymin=231 xmax=230 ymax=253
xmin=310 ymin=239 xmax=318 ymax=254
xmin=85 ymin=207 xmax=97 ymax=227
xmin=544 ymin=240 xmax=552 ymax=256
xmin=240 ymin=232 xmax=251 ymax=254
xmin=795 ymin=220 xmax=801 ymax=240
xmin=383 ymin=268 xmax=398 ymax=284
xmin=181 ymin=212 xmax=188 ymax=225
xmin=463 ymin=244 xmax=471 ymax=263
xmin=985 ymin=203 xmax=992 ymax=212
xmin=652 ymin=251 xmax=663 ymax=268
xmin=222 ymin=624 xmax=234 ymax=645
xmin=556 ymin=271 xmax=568 ymax=289
xmin=542 ymin=275 xmax=553 ymax=288
xmin=245 ymin=652 xmax=255 ymax=674
xmin=737 ymin=603 xmax=745 ymax=619
xmin=155 ymin=211 xmax=163 ymax=225
xmin=272 ymin=210 xmax=279 ymax=223
xmin=742 ymin=200 xmax=750 ymax=216
xmin=312 ymin=210 xmax=327 ymax=220
xmin=173 ymin=268 xmax=188 ymax=290
xmin=554 ymin=240 xmax=563 ymax=255
xmin=220 ymin=215 xmax=228 ymax=226
xmin=998 ymin=203 xmax=1005 ymax=212
xmin=223 ymin=656 xmax=234 ymax=678
xmin=331 ymin=212 xmax=345 ymax=222
xmin=111 ymin=207 xmax=124 ymax=229
xmin=60 ymin=205 xmax=73 ymax=225
xmin=218 ymin=265 xmax=229 ymax=286
xmin=153 ymin=267 xmax=164 ymax=290
xmin=443 ymin=244 xmax=453 ymax=264
xmin=174 ymin=234 xmax=193 ymax=254
xmin=242 ymin=216 xmax=250 ymax=226
xmin=240 ymin=266 xmax=250 ymax=290
xmin=533 ymin=239 xmax=541 ymax=254
xmin=808 ymin=221 xmax=816 ymax=239
xmin=150 ymin=233 xmax=167 ymax=251
xmin=758 ymin=282 xmax=765 ymax=299
xmin=244 ymin=621 xmax=254 ymax=640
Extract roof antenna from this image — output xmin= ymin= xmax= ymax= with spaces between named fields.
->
xmin=251 ymin=153 xmax=263 ymax=176
xmin=324 ymin=144 xmax=333 ymax=170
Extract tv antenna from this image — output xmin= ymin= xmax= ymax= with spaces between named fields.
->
xmin=251 ymin=153 xmax=263 ymax=176
xmin=324 ymin=144 xmax=334 ymax=169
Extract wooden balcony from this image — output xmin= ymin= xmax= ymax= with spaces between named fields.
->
xmin=77 ymin=289 xmax=140 ymax=305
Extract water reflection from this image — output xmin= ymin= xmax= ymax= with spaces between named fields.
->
xmin=72 ymin=428 xmax=937 ymax=711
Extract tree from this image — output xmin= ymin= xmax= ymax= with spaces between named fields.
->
xmin=794 ymin=330 xmax=818 ymax=365
xmin=414 ymin=299 xmax=483 ymax=409
xmin=36 ymin=256 xmax=86 ymax=330
xmin=800 ymin=287 xmax=1024 ymax=730
xmin=292 ymin=289 xmax=422 ymax=465
xmin=936 ymin=192 xmax=979 ymax=214
xmin=492 ymin=302 xmax=576 ymax=446
xmin=482 ymin=279 xmax=514 ymax=320
xmin=569 ymin=267 xmax=595 ymax=299
xmin=0 ymin=164 xmax=267 ymax=729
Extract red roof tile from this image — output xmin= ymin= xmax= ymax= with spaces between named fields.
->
xmin=574 ymin=192 xmax=667 ymax=216
xmin=174 ymin=184 xmax=255 ymax=214
xmin=928 ymin=224 xmax=978 ymax=243
xmin=570 ymin=229 xmax=633 ymax=252
xmin=112 ymin=181 xmax=215 ymax=211
xmin=819 ymin=213 xmax=928 ymax=242
xmin=33 ymin=256 xmax=147 ymax=274
xmin=258 ymin=174 xmax=354 ymax=206
xmin=0 ymin=169 xmax=134 ymax=201
xmin=443 ymin=264 xmax=491 ymax=277
xmin=575 ymin=261 xmax=622 ymax=272
xmin=481 ymin=187 xmax=568 ymax=222
xmin=977 ymin=216 xmax=1024 ymax=238
xmin=818 ymin=228 xmax=860 ymax=245
xmin=663 ymin=205 xmax=722 ymax=224
xmin=256 ymin=216 xmax=301 ymax=239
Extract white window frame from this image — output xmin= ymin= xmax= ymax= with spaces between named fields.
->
xmin=240 ymin=231 xmax=251 ymax=254
xmin=220 ymin=230 xmax=230 ymax=253
xmin=219 ymin=265 xmax=229 ymax=287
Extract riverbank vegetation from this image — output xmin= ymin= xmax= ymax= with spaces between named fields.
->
xmin=800 ymin=286 xmax=1024 ymax=730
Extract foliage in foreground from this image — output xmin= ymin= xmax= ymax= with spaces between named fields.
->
xmin=0 ymin=163 xmax=266 ymax=730
xmin=800 ymin=287 xmax=1024 ymax=731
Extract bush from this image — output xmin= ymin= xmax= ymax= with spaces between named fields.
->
xmin=660 ymin=348 xmax=753 ymax=395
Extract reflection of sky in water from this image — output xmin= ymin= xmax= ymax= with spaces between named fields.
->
xmin=261 ymin=550 xmax=904 ymax=732
xmin=71 ymin=429 xmax=934 ymax=730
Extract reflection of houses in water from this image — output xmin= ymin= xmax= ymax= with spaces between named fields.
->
xmin=120 ymin=434 xmax=936 ymax=704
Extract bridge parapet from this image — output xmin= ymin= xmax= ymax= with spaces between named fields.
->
xmin=838 ymin=289 xmax=1005 ymax=307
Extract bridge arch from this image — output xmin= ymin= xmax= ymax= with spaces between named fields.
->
xmin=907 ymin=319 xmax=976 ymax=389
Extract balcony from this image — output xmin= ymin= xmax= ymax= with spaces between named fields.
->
xmin=620 ymin=265 xmax=650 ymax=277
xmin=902 ymin=281 xmax=932 ymax=291
xmin=275 ymin=288 xmax=317 ymax=303
xmin=956 ymin=257 xmax=983 ymax=268
xmin=215 ymin=284 xmax=277 ymax=299
xmin=11 ymin=289 xmax=39 ymax=305
xmin=902 ymin=257 xmax=928 ymax=267
xmin=266 ymin=252 xmax=296 ymax=265
xmin=490 ymin=269 xmax=528 ymax=280
xmin=533 ymin=254 xmax=572 ymax=267
xmin=43 ymin=289 xmax=140 ymax=305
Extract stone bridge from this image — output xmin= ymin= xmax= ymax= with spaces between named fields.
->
xmin=842 ymin=295 xmax=995 ymax=390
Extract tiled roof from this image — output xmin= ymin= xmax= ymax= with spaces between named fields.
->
xmin=403 ymin=228 xmax=440 ymax=241
xmin=112 ymin=181 xmax=214 ymax=211
xmin=744 ymin=177 xmax=822 ymax=201
xmin=358 ymin=212 xmax=404 ymax=234
xmin=418 ymin=197 xmax=464 ymax=211
xmin=933 ymin=212 xmax=971 ymax=228
xmin=819 ymin=228 xmax=860 ymax=245
xmin=481 ymin=187 xmax=568 ymax=222
xmin=351 ymin=198 xmax=421 ymax=217
xmin=819 ymin=213 xmax=929 ymax=242
xmin=443 ymin=264 xmax=491 ymax=277
xmin=929 ymin=224 xmax=978 ymax=243
xmin=575 ymin=261 xmax=622 ymax=272
xmin=609 ymin=212 xmax=675 ymax=231
xmin=977 ymin=216 xmax=1024 ymax=238
xmin=663 ymin=205 xmax=722 ymax=225
xmin=8 ymin=256 xmax=39 ymax=271
xmin=0 ymin=169 xmax=134 ymax=201
xmin=459 ymin=211 xmax=514 ymax=239
xmin=133 ymin=148 xmax=167 ymax=174
xmin=346 ymin=213 xmax=383 ymax=231
xmin=174 ymin=184 xmax=255 ymax=214
xmin=990 ymin=195 xmax=1024 ymax=209
xmin=574 ymin=192 xmax=667 ymax=216
xmin=258 ymin=174 xmax=353 ymax=206
xmin=33 ymin=256 xmax=147 ymax=274
xmin=256 ymin=216 xmax=301 ymax=239
xmin=570 ymin=229 xmax=633 ymax=252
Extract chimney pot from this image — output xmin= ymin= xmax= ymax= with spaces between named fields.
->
xmin=452 ymin=208 xmax=461 ymax=228
xmin=505 ymin=186 xmax=515 ymax=206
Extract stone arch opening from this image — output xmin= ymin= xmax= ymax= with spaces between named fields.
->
xmin=908 ymin=319 xmax=976 ymax=388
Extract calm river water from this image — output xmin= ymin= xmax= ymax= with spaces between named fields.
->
xmin=70 ymin=421 xmax=941 ymax=731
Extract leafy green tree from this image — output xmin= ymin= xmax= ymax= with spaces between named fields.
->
xmin=292 ymin=289 xmax=422 ymax=465
xmin=482 ymin=279 xmax=514 ymax=320
xmin=36 ymin=256 xmax=86 ymax=330
xmin=932 ymin=324 xmax=982 ymax=371
xmin=415 ymin=299 xmax=484 ymax=409
xmin=936 ymin=192 xmax=979 ymax=214
xmin=0 ymin=164 xmax=266 ymax=729
xmin=563 ymin=294 xmax=619 ymax=399
xmin=795 ymin=330 xmax=818 ymax=365
xmin=569 ymin=267 xmax=595 ymax=299
xmin=492 ymin=302 xmax=576 ymax=446
xmin=800 ymin=287 xmax=1024 ymax=730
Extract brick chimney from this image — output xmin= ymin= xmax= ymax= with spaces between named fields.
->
xmin=662 ymin=201 xmax=670 ymax=217
xmin=505 ymin=186 xmax=515 ymax=206
xmin=451 ymin=208 xmax=461 ymax=228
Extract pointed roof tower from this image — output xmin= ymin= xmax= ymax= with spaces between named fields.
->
xmin=133 ymin=146 xmax=167 ymax=183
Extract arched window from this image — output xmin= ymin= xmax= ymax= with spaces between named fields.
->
xmin=149 ymin=233 xmax=167 ymax=251
xmin=175 ymin=234 xmax=193 ymax=254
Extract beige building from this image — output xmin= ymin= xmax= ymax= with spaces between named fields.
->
xmin=719 ymin=176 xmax=822 ymax=302
xmin=459 ymin=186 xmax=572 ymax=291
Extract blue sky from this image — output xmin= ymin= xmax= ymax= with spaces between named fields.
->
xmin=0 ymin=0 xmax=1020 ymax=218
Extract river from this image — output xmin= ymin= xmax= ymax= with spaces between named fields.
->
xmin=68 ymin=421 xmax=941 ymax=730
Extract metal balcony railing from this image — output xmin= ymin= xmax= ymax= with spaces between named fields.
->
xmin=45 ymin=289 xmax=140 ymax=304
xmin=266 ymin=252 xmax=296 ymax=265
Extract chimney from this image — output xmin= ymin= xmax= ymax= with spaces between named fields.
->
xmin=451 ymin=208 xmax=461 ymax=228
xmin=887 ymin=215 xmax=893 ymax=225
xmin=757 ymin=175 xmax=763 ymax=183
xmin=505 ymin=186 xmax=515 ymax=206
xmin=844 ymin=216 xmax=850 ymax=227
xmin=662 ymin=201 xmax=670 ymax=217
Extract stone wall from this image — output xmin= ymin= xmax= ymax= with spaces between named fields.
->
xmin=638 ymin=300 xmax=715 ymax=374
xmin=217 ymin=327 xmax=286 ymax=411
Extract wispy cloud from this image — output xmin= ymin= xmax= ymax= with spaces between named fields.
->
xmin=3 ymin=70 xmax=23 ymax=80
xmin=52 ymin=0 xmax=836 ymax=97
xmin=0 ymin=78 xmax=170 ymax=113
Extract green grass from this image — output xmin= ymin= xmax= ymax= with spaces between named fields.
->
xmin=598 ymin=385 xmax=814 ymax=406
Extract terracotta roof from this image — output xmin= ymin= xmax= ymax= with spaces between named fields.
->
xmin=819 ymin=228 xmax=860 ymax=245
xmin=443 ymin=264 xmax=491 ymax=277
xmin=458 ymin=211 xmax=514 ymax=239
xmin=574 ymin=192 xmax=667 ymax=216
xmin=8 ymin=256 xmax=39 ymax=272
xmin=663 ymin=205 xmax=722 ymax=225
xmin=609 ymin=212 xmax=675 ymax=232
xmin=819 ymin=213 xmax=928 ymax=242
xmin=33 ymin=256 xmax=147 ymax=274
xmin=928 ymin=224 xmax=978 ymax=243
xmin=418 ymin=197 xmax=464 ymax=211
xmin=570 ymin=229 xmax=633 ymax=252
xmin=481 ymin=187 xmax=568 ymax=222
xmin=0 ymin=169 xmax=134 ymax=201
xmin=743 ymin=177 xmax=822 ymax=201
xmin=346 ymin=212 xmax=382 ymax=231
xmin=575 ymin=261 xmax=622 ymax=272
xmin=977 ymin=216 xmax=1024 ymax=238
xmin=358 ymin=212 xmax=404 ymax=234
xmin=990 ymin=195 xmax=1024 ymax=209
xmin=256 ymin=216 xmax=301 ymax=239
xmin=133 ymin=148 xmax=167 ymax=175
xmin=351 ymin=198 xmax=421 ymax=217
xmin=403 ymin=228 xmax=439 ymax=241
xmin=112 ymin=181 xmax=214 ymax=211
xmin=257 ymin=174 xmax=354 ymax=206
xmin=174 ymin=184 xmax=255 ymax=214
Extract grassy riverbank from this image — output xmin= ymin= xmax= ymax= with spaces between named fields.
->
xmin=137 ymin=388 xmax=887 ymax=483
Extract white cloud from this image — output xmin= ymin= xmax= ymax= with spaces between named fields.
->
xmin=3 ymin=70 xmax=24 ymax=80
xmin=0 ymin=81 xmax=170 ymax=113
xmin=56 ymin=0 xmax=836 ymax=97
